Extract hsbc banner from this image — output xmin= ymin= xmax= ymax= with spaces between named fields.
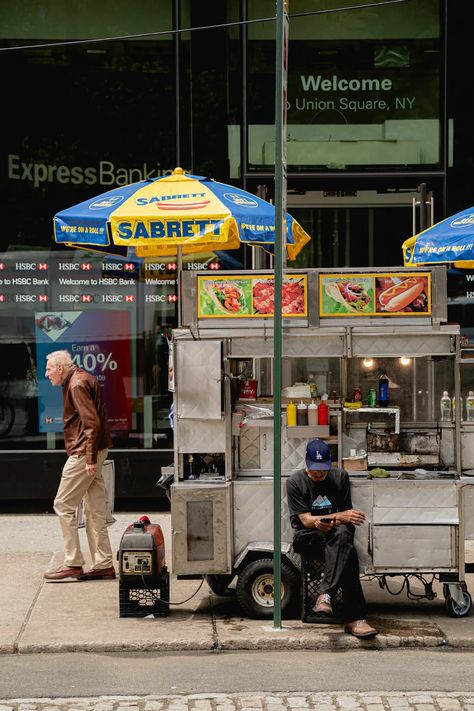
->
xmin=35 ymin=310 xmax=132 ymax=433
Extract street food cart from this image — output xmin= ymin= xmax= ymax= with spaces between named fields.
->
xmin=164 ymin=266 xmax=474 ymax=619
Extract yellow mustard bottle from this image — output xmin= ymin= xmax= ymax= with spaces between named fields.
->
xmin=286 ymin=400 xmax=297 ymax=426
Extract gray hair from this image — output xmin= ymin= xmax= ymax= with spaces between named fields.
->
xmin=46 ymin=350 xmax=74 ymax=369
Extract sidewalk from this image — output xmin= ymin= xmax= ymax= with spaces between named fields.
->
xmin=1 ymin=513 xmax=474 ymax=654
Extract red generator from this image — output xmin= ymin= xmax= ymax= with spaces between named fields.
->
xmin=118 ymin=515 xmax=170 ymax=618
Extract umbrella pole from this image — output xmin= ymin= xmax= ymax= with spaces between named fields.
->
xmin=272 ymin=0 xmax=289 ymax=631
xmin=177 ymin=245 xmax=182 ymax=327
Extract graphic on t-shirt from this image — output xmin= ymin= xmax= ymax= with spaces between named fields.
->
xmin=311 ymin=494 xmax=333 ymax=516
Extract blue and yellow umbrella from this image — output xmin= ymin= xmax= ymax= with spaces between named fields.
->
xmin=403 ymin=205 xmax=474 ymax=269
xmin=54 ymin=167 xmax=311 ymax=260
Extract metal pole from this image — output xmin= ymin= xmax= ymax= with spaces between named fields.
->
xmin=273 ymin=0 xmax=288 ymax=630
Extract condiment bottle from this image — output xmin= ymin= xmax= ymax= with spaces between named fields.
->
xmin=308 ymin=400 xmax=318 ymax=425
xmin=296 ymin=400 xmax=308 ymax=426
xmin=286 ymin=400 xmax=297 ymax=426
xmin=318 ymin=400 xmax=329 ymax=425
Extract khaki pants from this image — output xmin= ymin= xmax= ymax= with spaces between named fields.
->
xmin=54 ymin=449 xmax=113 ymax=569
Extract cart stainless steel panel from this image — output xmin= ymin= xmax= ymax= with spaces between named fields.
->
xmin=373 ymin=480 xmax=457 ymax=508
xmin=176 ymin=340 xmax=222 ymax=419
xmin=171 ymin=482 xmax=232 ymax=575
xmin=372 ymin=525 xmax=454 ymax=568
xmin=229 ymin=334 xmax=345 ymax=358
xmin=177 ymin=419 xmax=226 ymax=453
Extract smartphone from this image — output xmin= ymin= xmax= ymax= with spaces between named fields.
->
xmin=320 ymin=517 xmax=333 ymax=523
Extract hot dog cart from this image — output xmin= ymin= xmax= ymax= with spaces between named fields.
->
xmin=164 ymin=266 xmax=474 ymax=618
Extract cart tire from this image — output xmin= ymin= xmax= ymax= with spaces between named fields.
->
xmin=205 ymin=574 xmax=234 ymax=596
xmin=445 ymin=591 xmax=472 ymax=618
xmin=442 ymin=584 xmax=449 ymax=600
xmin=236 ymin=558 xmax=299 ymax=619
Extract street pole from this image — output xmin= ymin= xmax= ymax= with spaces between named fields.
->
xmin=273 ymin=0 xmax=288 ymax=630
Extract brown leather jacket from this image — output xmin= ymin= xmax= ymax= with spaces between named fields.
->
xmin=62 ymin=366 xmax=112 ymax=464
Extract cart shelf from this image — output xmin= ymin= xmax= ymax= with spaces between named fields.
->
xmin=343 ymin=406 xmax=400 ymax=434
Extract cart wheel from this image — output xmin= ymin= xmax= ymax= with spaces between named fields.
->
xmin=442 ymin=584 xmax=450 ymax=600
xmin=445 ymin=591 xmax=472 ymax=618
xmin=205 ymin=574 xmax=234 ymax=596
xmin=236 ymin=558 xmax=299 ymax=619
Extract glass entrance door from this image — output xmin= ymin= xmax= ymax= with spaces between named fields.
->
xmin=287 ymin=189 xmax=418 ymax=269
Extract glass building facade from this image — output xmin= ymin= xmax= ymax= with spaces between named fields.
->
xmin=0 ymin=0 xmax=472 ymax=506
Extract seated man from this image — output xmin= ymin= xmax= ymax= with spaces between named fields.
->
xmin=286 ymin=438 xmax=377 ymax=638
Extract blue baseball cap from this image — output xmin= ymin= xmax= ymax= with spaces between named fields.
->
xmin=305 ymin=438 xmax=331 ymax=471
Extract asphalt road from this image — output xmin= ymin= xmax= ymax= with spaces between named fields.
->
xmin=1 ymin=649 xmax=473 ymax=698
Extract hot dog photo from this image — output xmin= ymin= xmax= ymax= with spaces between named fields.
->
xmin=376 ymin=275 xmax=430 ymax=314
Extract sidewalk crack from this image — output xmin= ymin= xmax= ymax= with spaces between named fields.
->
xmin=209 ymin=593 xmax=222 ymax=653
xmin=13 ymin=552 xmax=53 ymax=653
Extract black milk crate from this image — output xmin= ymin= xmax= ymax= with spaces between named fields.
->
xmin=119 ymin=570 xmax=170 ymax=618
xmin=301 ymin=555 xmax=344 ymax=624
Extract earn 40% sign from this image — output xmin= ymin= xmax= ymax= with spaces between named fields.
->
xmin=72 ymin=351 xmax=118 ymax=372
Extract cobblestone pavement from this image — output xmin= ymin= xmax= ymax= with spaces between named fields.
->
xmin=1 ymin=693 xmax=474 ymax=711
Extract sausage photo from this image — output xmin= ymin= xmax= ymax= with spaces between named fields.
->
xmin=378 ymin=277 xmax=425 ymax=312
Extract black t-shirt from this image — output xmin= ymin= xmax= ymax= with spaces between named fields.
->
xmin=286 ymin=468 xmax=352 ymax=530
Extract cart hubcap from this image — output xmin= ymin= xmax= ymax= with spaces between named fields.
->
xmin=252 ymin=573 xmax=284 ymax=607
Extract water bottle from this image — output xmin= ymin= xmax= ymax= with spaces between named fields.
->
xmin=440 ymin=391 xmax=451 ymax=422
xmin=378 ymin=372 xmax=389 ymax=406
xmin=466 ymin=391 xmax=474 ymax=422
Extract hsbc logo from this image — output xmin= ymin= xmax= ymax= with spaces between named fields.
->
xmin=124 ymin=263 xmax=135 ymax=271
xmin=38 ymin=294 xmax=49 ymax=302
xmin=125 ymin=295 xmax=135 ymax=302
xmin=38 ymin=263 xmax=48 ymax=270
xmin=81 ymin=263 xmax=92 ymax=271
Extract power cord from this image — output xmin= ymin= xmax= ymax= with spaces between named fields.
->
xmin=138 ymin=562 xmax=205 ymax=606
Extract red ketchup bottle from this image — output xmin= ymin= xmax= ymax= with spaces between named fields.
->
xmin=318 ymin=400 xmax=329 ymax=425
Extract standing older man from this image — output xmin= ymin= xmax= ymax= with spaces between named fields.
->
xmin=286 ymin=438 xmax=377 ymax=638
xmin=44 ymin=349 xmax=115 ymax=581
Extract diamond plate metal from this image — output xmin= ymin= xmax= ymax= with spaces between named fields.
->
xmin=352 ymin=334 xmax=453 ymax=356
xmin=177 ymin=419 xmax=226 ymax=453
xmin=239 ymin=428 xmax=260 ymax=469
xmin=233 ymin=480 xmax=294 ymax=556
